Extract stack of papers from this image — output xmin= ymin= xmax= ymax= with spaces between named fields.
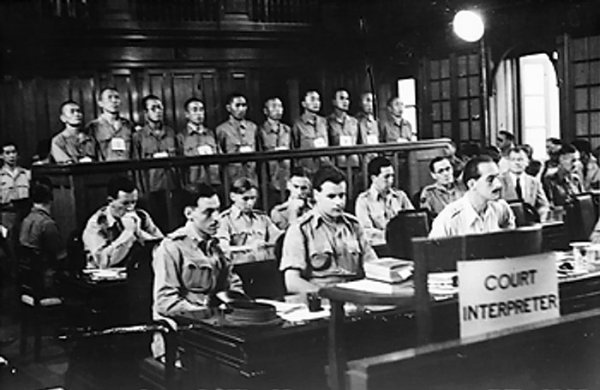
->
xmin=364 ymin=258 xmax=413 ymax=283
xmin=336 ymin=279 xmax=413 ymax=295
xmin=255 ymin=298 xmax=330 ymax=322
xmin=83 ymin=267 xmax=127 ymax=281
xmin=428 ymin=272 xmax=458 ymax=296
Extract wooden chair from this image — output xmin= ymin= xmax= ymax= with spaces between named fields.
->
xmin=385 ymin=210 xmax=430 ymax=259
xmin=412 ymin=225 xmax=543 ymax=346
xmin=17 ymin=246 xmax=63 ymax=361
xmin=567 ymin=193 xmax=597 ymax=241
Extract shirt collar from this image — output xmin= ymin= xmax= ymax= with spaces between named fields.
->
xmin=183 ymin=221 xmax=217 ymax=253
xmin=310 ymin=208 xmax=351 ymax=229
xmin=102 ymin=207 xmax=120 ymax=228
xmin=460 ymin=196 xmax=493 ymax=227
xmin=392 ymin=116 xmax=403 ymax=127
xmin=230 ymin=204 xmax=254 ymax=220
xmin=301 ymin=112 xmax=317 ymax=125
xmin=31 ymin=204 xmax=51 ymax=218
xmin=0 ymin=165 xmax=25 ymax=177
xmin=330 ymin=113 xmax=346 ymax=124
xmin=187 ymin=122 xmax=206 ymax=135
xmin=368 ymin=185 xmax=396 ymax=201
xmin=144 ymin=122 xmax=165 ymax=138
xmin=265 ymin=119 xmax=281 ymax=133
xmin=433 ymin=182 xmax=456 ymax=193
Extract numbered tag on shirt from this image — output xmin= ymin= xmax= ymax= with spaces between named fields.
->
xmin=153 ymin=151 xmax=169 ymax=159
xmin=396 ymin=137 xmax=409 ymax=143
xmin=111 ymin=137 xmax=127 ymax=151
xmin=366 ymin=134 xmax=379 ymax=145
xmin=313 ymin=137 xmax=327 ymax=148
xmin=274 ymin=146 xmax=288 ymax=151
xmin=197 ymin=145 xmax=213 ymax=155
xmin=79 ymin=157 xmax=92 ymax=163
xmin=340 ymin=135 xmax=353 ymax=146
xmin=239 ymin=145 xmax=254 ymax=153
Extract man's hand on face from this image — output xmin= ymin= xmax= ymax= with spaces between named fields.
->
xmin=288 ymin=198 xmax=306 ymax=215
xmin=121 ymin=212 xmax=141 ymax=233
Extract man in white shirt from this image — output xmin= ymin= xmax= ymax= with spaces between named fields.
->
xmin=499 ymin=146 xmax=550 ymax=222
xmin=429 ymin=155 xmax=515 ymax=238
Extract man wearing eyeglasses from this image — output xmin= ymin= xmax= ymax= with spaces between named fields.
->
xmin=216 ymin=93 xmax=258 ymax=182
xmin=270 ymin=167 xmax=314 ymax=230
xmin=420 ymin=156 xmax=465 ymax=218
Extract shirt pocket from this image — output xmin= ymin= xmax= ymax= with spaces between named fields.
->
xmin=308 ymin=241 xmax=334 ymax=271
xmin=181 ymin=258 xmax=215 ymax=292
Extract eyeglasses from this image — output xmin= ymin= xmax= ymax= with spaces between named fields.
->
xmin=435 ymin=166 xmax=452 ymax=174
xmin=241 ymin=196 xmax=257 ymax=202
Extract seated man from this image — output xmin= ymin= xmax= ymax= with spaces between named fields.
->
xmin=270 ymin=167 xmax=313 ymax=230
xmin=543 ymin=144 xmax=584 ymax=207
xmin=19 ymin=179 xmax=66 ymax=294
xmin=152 ymin=183 xmax=244 ymax=357
xmin=429 ymin=155 xmax=516 ymax=238
xmin=420 ymin=156 xmax=465 ymax=218
xmin=355 ymin=157 xmax=414 ymax=244
xmin=499 ymin=146 xmax=550 ymax=221
xmin=281 ymin=166 xmax=377 ymax=293
xmin=217 ymin=178 xmax=282 ymax=263
xmin=82 ymin=176 xmax=163 ymax=269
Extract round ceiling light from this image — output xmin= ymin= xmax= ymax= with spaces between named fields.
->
xmin=453 ymin=10 xmax=485 ymax=42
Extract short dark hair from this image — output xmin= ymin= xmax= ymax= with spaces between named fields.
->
xmin=558 ymin=144 xmax=577 ymax=156
xmin=508 ymin=146 xmax=530 ymax=157
xmin=289 ymin=166 xmax=309 ymax=179
xmin=458 ymin=142 xmax=481 ymax=159
xmin=59 ymin=100 xmax=79 ymax=115
xmin=107 ymin=176 xmax=136 ymax=199
xmin=331 ymin=88 xmax=349 ymax=100
xmin=429 ymin=156 xmax=450 ymax=173
xmin=360 ymin=91 xmax=373 ymax=100
xmin=98 ymin=86 xmax=118 ymax=101
xmin=301 ymin=89 xmax=320 ymax=101
xmin=142 ymin=94 xmax=161 ymax=111
xmin=226 ymin=92 xmax=246 ymax=106
xmin=463 ymin=155 xmax=495 ymax=187
xmin=386 ymin=96 xmax=400 ymax=108
xmin=1 ymin=140 xmax=17 ymax=151
xmin=367 ymin=157 xmax=393 ymax=178
xmin=547 ymin=137 xmax=562 ymax=146
xmin=230 ymin=177 xmax=258 ymax=194
xmin=184 ymin=97 xmax=204 ymax=112
xmin=181 ymin=183 xmax=218 ymax=208
xmin=263 ymin=96 xmax=281 ymax=109
xmin=313 ymin=166 xmax=346 ymax=191
xmin=31 ymin=180 xmax=53 ymax=204
xmin=481 ymin=145 xmax=501 ymax=163
xmin=498 ymin=130 xmax=515 ymax=142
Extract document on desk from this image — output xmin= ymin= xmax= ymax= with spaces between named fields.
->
xmin=335 ymin=279 xmax=413 ymax=295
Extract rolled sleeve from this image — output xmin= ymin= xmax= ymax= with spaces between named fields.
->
xmin=357 ymin=224 xmax=378 ymax=265
xmin=82 ymin=219 xmax=136 ymax=269
xmin=265 ymin=216 xmax=283 ymax=243
xmin=279 ymin=224 xmax=307 ymax=273
xmin=355 ymin=196 xmax=374 ymax=230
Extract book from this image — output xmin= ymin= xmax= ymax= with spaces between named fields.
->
xmin=364 ymin=257 xmax=414 ymax=283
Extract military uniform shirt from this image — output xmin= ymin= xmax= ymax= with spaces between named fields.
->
xmin=50 ymin=129 xmax=95 ymax=163
xmin=291 ymin=113 xmax=330 ymax=175
xmin=132 ymin=123 xmax=179 ymax=192
xmin=86 ymin=115 xmax=134 ymax=161
xmin=270 ymin=199 xmax=313 ymax=231
xmin=177 ymin=122 xmax=221 ymax=185
xmin=429 ymin=196 xmax=516 ymax=238
xmin=216 ymin=118 xmax=258 ymax=182
xmin=420 ymin=183 xmax=465 ymax=218
xmin=379 ymin=116 xmax=413 ymax=143
xmin=0 ymin=166 xmax=30 ymax=205
xmin=327 ymin=113 xmax=359 ymax=167
xmin=259 ymin=120 xmax=291 ymax=192
xmin=82 ymin=206 xmax=162 ymax=269
xmin=355 ymin=186 xmax=415 ymax=231
xmin=280 ymin=210 xmax=377 ymax=287
xmin=19 ymin=205 xmax=64 ymax=260
xmin=216 ymin=205 xmax=282 ymax=248
xmin=152 ymin=221 xmax=243 ymax=319
xmin=543 ymin=169 xmax=584 ymax=207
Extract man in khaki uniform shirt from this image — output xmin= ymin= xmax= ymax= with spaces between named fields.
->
xmin=216 ymin=93 xmax=258 ymax=182
xmin=177 ymin=97 xmax=221 ymax=186
xmin=270 ymin=167 xmax=313 ymax=230
xmin=258 ymin=97 xmax=292 ymax=200
xmin=355 ymin=157 xmax=414 ymax=244
xmin=86 ymin=87 xmax=134 ymax=161
xmin=429 ymin=155 xmax=515 ymax=238
xmin=0 ymin=141 xmax=31 ymax=235
xmin=280 ymin=166 xmax=377 ymax=293
xmin=379 ymin=97 xmax=415 ymax=143
xmin=291 ymin=90 xmax=330 ymax=176
xmin=51 ymin=101 xmax=95 ymax=164
xmin=327 ymin=88 xmax=359 ymax=168
xmin=420 ymin=156 xmax=465 ymax=218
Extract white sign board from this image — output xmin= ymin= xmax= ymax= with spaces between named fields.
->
xmin=457 ymin=256 xmax=559 ymax=339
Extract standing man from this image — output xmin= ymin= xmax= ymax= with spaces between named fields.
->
xmin=258 ymin=97 xmax=292 ymax=204
xmin=543 ymin=144 xmax=584 ymax=207
xmin=357 ymin=92 xmax=381 ymax=146
xmin=280 ymin=166 xmax=377 ymax=293
xmin=86 ymin=87 xmax=134 ymax=161
xmin=0 ymin=141 xmax=31 ymax=242
xmin=270 ymin=167 xmax=313 ymax=230
xmin=82 ymin=176 xmax=163 ymax=269
xmin=496 ymin=130 xmax=515 ymax=173
xmin=177 ymin=97 xmax=221 ymax=186
xmin=133 ymin=95 xmax=179 ymax=192
xmin=379 ymin=97 xmax=415 ymax=143
xmin=51 ymin=101 xmax=95 ymax=163
xmin=216 ymin=93 xmax=258 ymax=182
xmin=355 ymin=157 xmax=414 ymax=244
xmin=291 ymin=89 xmax=330 ymax=176
xmin=429 ymin=155 xmax=516 ymax=238
xmin=327 ymin=88 xmax=359 ymax=168
xmin=499 ymin=146 xmax=550 ymax=221
xmin=420 ymin=156 xmax=465 ymax=218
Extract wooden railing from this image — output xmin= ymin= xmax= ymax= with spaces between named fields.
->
xmin=34 ymin=140 xmax=450 ymax=240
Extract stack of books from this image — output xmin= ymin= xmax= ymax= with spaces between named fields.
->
xmin=364 ymin=258 xmax=414 ymax=283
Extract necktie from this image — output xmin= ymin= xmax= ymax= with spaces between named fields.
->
xmin=515 ymin=177 xmax=523 ymax=200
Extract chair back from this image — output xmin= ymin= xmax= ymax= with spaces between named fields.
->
xmin=17 ymin=246 xmax=48 ymax=302
xmin=411 ymin=225 xmax=543 ymax=345
xmin=568 ymin=193 xmax=597 ymax=241
xmin=385 ymin=210 xmax=430 ymax=259
xmin=508 ymin=201 xmax=527 ymax=226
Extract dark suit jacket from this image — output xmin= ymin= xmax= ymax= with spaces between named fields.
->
xmin=499 ymin=172 xmax=550 ymax=220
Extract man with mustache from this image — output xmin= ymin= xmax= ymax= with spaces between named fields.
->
xmin=429 ymin=155 xmax=515 ymax=238
xmin=280 ymin=166 xmax=377 ymax=293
